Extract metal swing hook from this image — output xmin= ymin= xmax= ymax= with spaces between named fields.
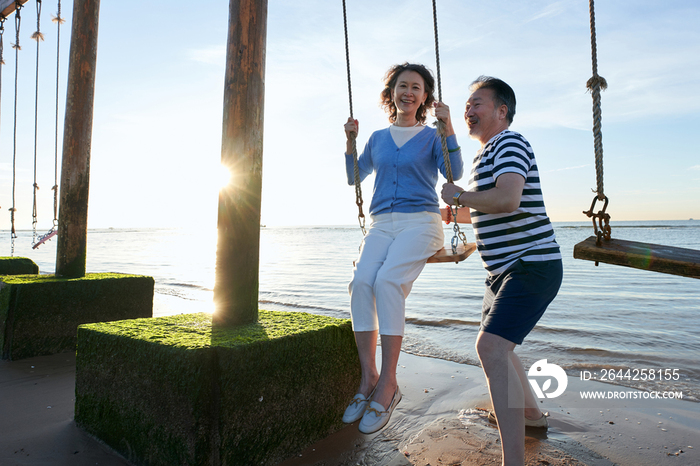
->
xmin=583 ymin=195 xmax=611 ymax=246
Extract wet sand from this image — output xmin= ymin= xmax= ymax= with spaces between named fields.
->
xmin=281 ymin=351 xmax=700 ymax=466
xmin=2 ymin=350 xmax=698 ymax=465
xmin=0 ymin=352 xmax=131 ymax=466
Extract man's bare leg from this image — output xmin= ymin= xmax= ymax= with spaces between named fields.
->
xmin=476 ymin=331 xmax=524 ymax=466
xmin=509 ymin=352 xmax=545 ymax=421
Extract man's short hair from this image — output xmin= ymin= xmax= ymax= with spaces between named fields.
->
xmin=470 ymin=76 xmax=516 ymax=125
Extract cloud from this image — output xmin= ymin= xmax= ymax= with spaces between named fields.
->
xmin=186 ymin=46 xmax=225 ymax=66
xmin=525 ymin=0 xmax=568 ymax=23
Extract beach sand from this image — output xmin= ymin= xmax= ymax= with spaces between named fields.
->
xmin=0 ymin=352 xmax=131 ymax=466
xmin=2 ymin=350 xmax=698 ymax=465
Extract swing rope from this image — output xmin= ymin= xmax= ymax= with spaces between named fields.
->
xmin=31 ymin=0 xmax=63 ymax=250
xmin=341 ymin=0 xmax=365 ymax=236
xmin=10 ymin=0 xmax=23 ymax=255
xmin=32 ymin=0 xmax=65 ymax=249
xmin=587 ymin=0 xmax=606 ymax=201
xmin=0 ymin=17 xmax=5 ymax=136
xmin=52 ymin=0 xmax=64 ymax=232
xmin=0 ymin=19 xmax=3 ymax=236
xmin=582 ymin=0 xmax=610 ymax=245
xmin=430 ymin=0 xmax=452 ymax=182
xmin=31 ymin=0 xmax=43 ymax=245
xmin=431 ymin=0 xmax=467 ymax=255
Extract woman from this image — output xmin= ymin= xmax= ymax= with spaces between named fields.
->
xmin=342 ymin=62 xmax=463 ymax=434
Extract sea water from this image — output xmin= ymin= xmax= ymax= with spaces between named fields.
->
xmin=4 ymin=220 xmax=699 ymax=401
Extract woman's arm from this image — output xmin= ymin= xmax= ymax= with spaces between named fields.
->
xmin=440 ymin=206 xmax=472 ymax=224
xmin=345 ymin=117 xmax=358 ymax=155
xmin=344 ymin=118 xmax=374 ymax=185
xmin=433 ymin=102 xmax=463 ymax=180
xmin=434 ymin=102 xmax=455 ymax=137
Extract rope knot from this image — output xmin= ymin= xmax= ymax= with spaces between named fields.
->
xmin=586 ymin=75 xmax=608 ymax=92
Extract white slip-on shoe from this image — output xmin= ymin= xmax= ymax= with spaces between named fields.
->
xmin=342 ymin=390 xmax=374 ymax=424
xmin=358 ymin=387 xmax=402 ymax=434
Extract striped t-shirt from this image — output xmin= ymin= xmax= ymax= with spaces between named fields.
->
xmin=468 ymin=130 xmax=561 ymax=275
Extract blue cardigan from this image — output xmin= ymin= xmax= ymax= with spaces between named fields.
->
xmin=345 ymin=126 xmax=463 ymax=216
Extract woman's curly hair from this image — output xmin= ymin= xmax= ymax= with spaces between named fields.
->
xmin=380 ymin=63 xmax=436 ymax=124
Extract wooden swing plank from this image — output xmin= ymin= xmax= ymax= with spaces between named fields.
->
xmin=427 ymin=242 xmax=477 ymax=264
xmin=573 ymin=236 xmax=700 ymax=279
xmin=0 ymin=0 xmax=30 ymax=19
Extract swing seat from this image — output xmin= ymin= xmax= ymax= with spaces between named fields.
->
xmin=573 ymin=236 xmax=700 ymax=279
xmin=427 ymin=242 xmax=477 ymax=264
xmin=32 ymin=229 xmax=57 ymax=249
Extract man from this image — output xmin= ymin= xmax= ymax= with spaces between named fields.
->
xmin=441 ymin=76 xmax=563 ymax=466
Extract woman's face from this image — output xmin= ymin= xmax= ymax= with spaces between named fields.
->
xmin=392 ymin=70 xmax=427 ymax=119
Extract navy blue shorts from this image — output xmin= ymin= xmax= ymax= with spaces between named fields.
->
xmin=480 ymin=259 xmax=563 ymax=345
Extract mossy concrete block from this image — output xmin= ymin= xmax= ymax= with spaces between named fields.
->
xmin=0 ymin=257 xmax=39 ymax=275
xmin=0 ymin=273 xmax=154 ymax=360
xmin=75 ymin=311 xmax=360 ymax=466
xmin=216 ymin=314 xmax=360 ymax=465
xmin=76 ymin=313 xmax=218 ymax=465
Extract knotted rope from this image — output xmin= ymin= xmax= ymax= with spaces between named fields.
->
xmin=0 ymin=17 xmax=5 ymax=134
xmin=432 ymin=0 xmax=467 ymax=255
xmin=431 ymin=0 xmax=453 ymax=184
xmin=10 ymin=0 xmax=23 ymax=255
xmin=342 ymin=0 xmax=365 ymax=235
xmin=583 ymin=0 xmax=611 ymax=245
xmin=52 ymin=1 xmax=65 ymax=231
xmin=31 ymin=0 xmax=44 ymax=245
xmin=587 ymin=0 xmax=607 ymax=201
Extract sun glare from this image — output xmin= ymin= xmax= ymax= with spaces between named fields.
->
xmin=217 ymin=163 xmax=233 ymax=189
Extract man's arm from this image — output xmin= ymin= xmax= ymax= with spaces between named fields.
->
xmin=441 ymin=173 xmax=525 ymax=214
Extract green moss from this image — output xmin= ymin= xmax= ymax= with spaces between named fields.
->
xmin=76 ymin=311 xmax=360 ymax=466
xmin=1 ymin=272 xmax=142 ymax=285
xmin=82 ymin=310 xmax=348 ymax=349
xmin=1 ymin=273 xmax=154 ymax=360
xmin=0 ymin=257 xmax=39 ymax=275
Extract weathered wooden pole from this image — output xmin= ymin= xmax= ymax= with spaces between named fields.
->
xmin=55 ymin=0 xmax=100 ymax=278
xmin=213 ymin=0 xmax=268 ymax=326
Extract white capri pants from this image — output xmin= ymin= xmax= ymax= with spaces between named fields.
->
xmin=348 ymin=211 xmax=444 ymax=336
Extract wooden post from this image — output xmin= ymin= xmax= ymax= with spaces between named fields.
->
xmin=213 ymin=0 xmax=268 ymax=326
xmin=55 ymin=0 xmax=100 ymax=278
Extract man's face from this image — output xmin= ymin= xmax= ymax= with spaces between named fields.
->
xmin=464 ymin=88 xmax=506 ymax=145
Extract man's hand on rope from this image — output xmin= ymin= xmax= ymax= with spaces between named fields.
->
xmin=441 ymin=182 xmax=464 ymax=205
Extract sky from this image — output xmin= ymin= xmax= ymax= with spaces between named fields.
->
xmin=0 ymin=0 xmax=699 ymax=232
